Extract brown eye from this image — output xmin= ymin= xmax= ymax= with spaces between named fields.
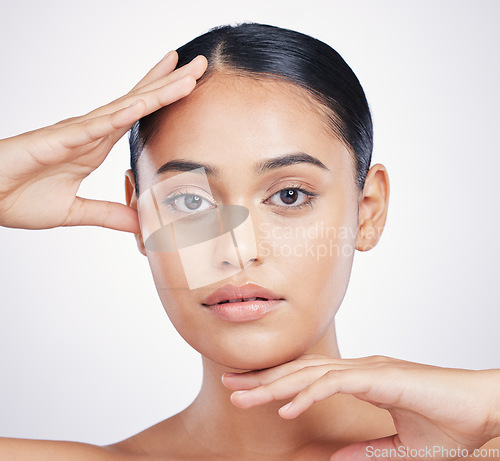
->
xmin=267 ymin=188 xmax=310 ymax=207
xmin=280 ymin=189 xmax=299 ymax=205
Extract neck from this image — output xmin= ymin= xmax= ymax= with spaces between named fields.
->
xmin=179 ymin=320 xmax=391 ymax=458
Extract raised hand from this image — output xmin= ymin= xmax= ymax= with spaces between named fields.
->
xmin=222 ymin=354 xmax=500 ymax=460
xmin=0 ymin=51 xmax=207 ymax=233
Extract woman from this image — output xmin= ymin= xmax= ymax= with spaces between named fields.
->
xmin=0 ymin=23 xmax=499 ymax=460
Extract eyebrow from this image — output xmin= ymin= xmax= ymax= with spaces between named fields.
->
xmin=155 ymin=160 xmax=220 ymax=177
xmin=255 ymin=152 xmax=329 ymax=174
xmin=154 ymin=152 xmax=329 ymax=177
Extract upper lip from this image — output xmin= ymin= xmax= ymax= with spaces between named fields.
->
xmin=201 ymin=282 xmax=285 ymax=306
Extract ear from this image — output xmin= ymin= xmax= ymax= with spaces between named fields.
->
xmin=125 ymin=169 xmax=147 ymax=256
xmin=356 ymin=163 xmax=390 ymax=251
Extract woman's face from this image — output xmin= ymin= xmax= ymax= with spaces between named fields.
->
xmin=134 ymin=73 xmax=362 ymax=370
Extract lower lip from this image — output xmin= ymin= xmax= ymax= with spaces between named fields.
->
xmin=203 ymin=299 xmax=285 ymax=322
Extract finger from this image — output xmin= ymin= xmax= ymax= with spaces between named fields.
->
xmin=277 ymin=370 xmax=352 ymax=419
xmin=109 ymin=73 xmax=198 ymax=138
xmin=278 ymin=368 xmax=399 ymax=419
xmin=59 ymin=99 xmax=147 ymax=149
xmin=222 ymin=360 xmax=323 ymax=390
xmin=222 ymin=356 xmax=373 ymax=391
xmin=222 ymin=362 xmax=347 ymax=391
xmin=230 ymin=365 xmax=336 ymax=409
xmin=80 ymin=54 xmax=207 ymax=123
xmin=130 ymin=50 xmax=178 ymax=91
xmin=63 ymin=196 xmax=140 ymax=233
xmin=134 ymin=54 xmax=207 ymax=96
xmin=60 ymin=74 xmax=196 ymax=149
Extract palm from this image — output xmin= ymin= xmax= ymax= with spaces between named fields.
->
xmin=0 ymin=51 xmax=208 ymax=232
xmin=389 ymin=407 xmax=481 ymax=453
xmin=0 ymin=129 xmax=115 ymax=229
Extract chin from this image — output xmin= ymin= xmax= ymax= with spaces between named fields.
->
xmin=198 ymin=333 xmax=313 ymax=371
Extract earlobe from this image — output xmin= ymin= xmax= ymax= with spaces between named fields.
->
xmin=355 ymin=163 xmax=390 ymax=251
xmin=124 ymin=169 xmax=147 ymax=256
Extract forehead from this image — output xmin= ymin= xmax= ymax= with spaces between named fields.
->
xmin=138 ymin=72 xmax=350 ymax=184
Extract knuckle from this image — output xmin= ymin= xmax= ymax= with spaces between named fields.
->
xmin=122 ymin=90 xmax=136 ymax=101
xmin=80 ymin=118 xmax=91 ymax=128
xmin=375 ymin=364 xmax=401 ymax=381
xmin=263 ymin=384 xmax=280 ymax=402
xmin=53 ymin=116 xmax=80 ymax=127
xmin=367 ymin=354 xmax=389 ymax=364
xmin=301 ymin=385 xmax=320 ymax=405
xmin=104 ymin=201 xmax=112 ymax=225
xmin=324 ymin=369 xmax=342 ymax=380
xmin=258 ymin=382 xmax=273 ymax=396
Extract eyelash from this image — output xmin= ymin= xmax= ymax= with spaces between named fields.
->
xmin=263 ymin=186 xmax=318 ymax=211
xmin=161 ymin=188 xmax=215 ymax=215
xmin=161 ymin=185 xmax=318 ymax=214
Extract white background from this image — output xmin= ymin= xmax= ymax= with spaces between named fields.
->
xmin=0 ymin=0 xmax=499 ymax=445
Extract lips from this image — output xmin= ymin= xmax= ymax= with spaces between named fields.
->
xmin=201 ymin=282 xmax=286 ymax=322
xmin=217 ymin=297 xmax=269 ymax=304
xmin=201 ymin=282 xmax=285 ymax=306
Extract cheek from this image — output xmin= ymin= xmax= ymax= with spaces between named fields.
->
xmin=145 ymin=251 xmax=192 ymax=325
xmin=257 ymin=209 xmax=358 ymax=320
xmin=310 ymin=227 xmax=357 ymax=316
xmin=147 ymin=250 xmax=189 ymax=292
xmin=146 ymin=251 xmax=213 ymax=353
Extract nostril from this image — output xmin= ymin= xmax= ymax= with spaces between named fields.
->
xmin=242 ymin=257 xmax=258 ymax=268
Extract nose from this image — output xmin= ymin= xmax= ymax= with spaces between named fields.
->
xmin=216 ymin=238 xmax=258 ymax=270
xmin=174 ymin=204 xmax=260 ymax=289
xmin=214 ymin=204 xmax=259 ymax=271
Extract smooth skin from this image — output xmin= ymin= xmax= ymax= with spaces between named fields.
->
xmin=0 ymin=51 xmax=500 ymax=460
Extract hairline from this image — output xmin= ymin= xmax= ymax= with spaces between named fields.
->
xmin=133 ymin=67 xmax=359 ymax=197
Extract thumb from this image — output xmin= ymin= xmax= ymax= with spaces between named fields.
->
xmin=330 ymin=434 xmax=413 ymax=461
xmin=63 ymin=197 xmax=140 ymax=234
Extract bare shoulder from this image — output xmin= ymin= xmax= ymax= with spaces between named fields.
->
xmin=0 ymin=413 xmax=196 ymax=461
xmin=0 ymin=437 xmax=119 ymax=461
xmin=104 ymin=413 xmax=193 ymax=460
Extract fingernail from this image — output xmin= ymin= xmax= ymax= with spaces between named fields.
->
xmin=279 ymin=402 xmax=293 ymax=413
xmin=223 ymin=372 xmax=239 ymax=377
xmin=232 ymin=390 xmax=249 ymax=395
